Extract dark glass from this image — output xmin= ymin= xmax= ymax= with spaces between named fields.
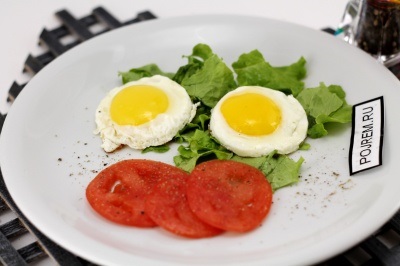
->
xmin=355 ymin=0 xmax=400 ymax=59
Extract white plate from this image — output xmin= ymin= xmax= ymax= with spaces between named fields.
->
xmin=1 ymin=15 xmax=399 ymax=266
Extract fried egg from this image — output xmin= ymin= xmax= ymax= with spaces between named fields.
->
xmin=209 ymin=86 xmax=308 ymax=157
xmin=95 ymin=75 xmax=198 ymax=152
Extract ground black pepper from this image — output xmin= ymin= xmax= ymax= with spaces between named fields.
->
xmin=355 ymin=0 xmax=400 ymax=57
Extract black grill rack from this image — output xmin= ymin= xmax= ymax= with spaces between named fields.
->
xmin=7 ymin=7 xmax=156 ymax=103
xmin=1 ymin=7 xmax=400 ymax=266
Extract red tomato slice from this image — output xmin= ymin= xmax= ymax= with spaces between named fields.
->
xmin=145 ymin=173 xmax=224 ymax=238
xmin=86 ymin=159 xmax=182 ymax=227
xmin=187 ymin=160 xmax=273 ymax=232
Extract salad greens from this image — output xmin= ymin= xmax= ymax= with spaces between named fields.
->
xmin=173 ymin=43 xmax=237 ymax=108
xmin=232 ymin=50 xmax=306 ymax=97
xmin=119 ymin=64 xmax=174 ymax=84
xmin=119 ymin=43 xmax=352 ymax=191
xmin=296 ymin=83 xmax=352 ymax=138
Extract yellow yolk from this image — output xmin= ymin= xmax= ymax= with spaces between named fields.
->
xmin=220 ymin=92 xmax=281 ymax=136
xmin=110 ymin=85 xmax=169 ymax=126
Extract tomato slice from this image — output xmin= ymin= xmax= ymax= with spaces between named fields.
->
xmin=187 ymin=160 xmax=273 ymax=232
xmin=86 ymin=159 xmax=181 ymax=227
xmin=145 ymin=173 xmax=224 ymax=238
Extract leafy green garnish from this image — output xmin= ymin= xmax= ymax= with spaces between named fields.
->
xmin=232 ymin=50 xmax=306 ymax=96
xmin=296 ymin=83 xmax=352 ymax=138
xmin=261 ymin=154 xmax=304 ymax=191
xmin=298 ymin=142 xmax=311 ymax=150
xmin=119 ymin=64 xmax=174 ymax=84
xmin=174 ymin=105 xmax=211 ymax=143
xmin=173 ymin=129 xmax=233 ymax=172
xmin=142 ymin=145 xmax=170 ymax=154
xmin=231 ymin=151 xmax=304 ymax=191
xmin=172 ymin=44 xmax=237 ymax=108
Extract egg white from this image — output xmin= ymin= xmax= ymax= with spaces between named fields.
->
xmin=94 ymin=75 xmax=198 ymax=152
xmin=209 ymin=86 xmax=308 ymax=157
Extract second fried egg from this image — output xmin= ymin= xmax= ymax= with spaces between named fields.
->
xmin=95 ymin=75 xmax=198 ymax=152
xmin=209 ymin=86 xmax=308 ymax=157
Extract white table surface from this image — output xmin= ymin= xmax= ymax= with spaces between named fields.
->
xmin=0 ymin=0 xmax=351 ymax=265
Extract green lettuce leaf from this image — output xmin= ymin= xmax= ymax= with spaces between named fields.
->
xmin=296 ymin=83 xmax=352 ymax=138
xmin=231 ymin=151 xmax=304 ymax=191
xmin=174 ymin=105 xmax=211 ymax=143
xmin=232 ymin=50 xmax=306 ymax=96
xmin=119 ymin=64 xmax=174 ymax=84
xmin=260 ymin=153 xmax=304 ymax=191
xmin=173 ymin=43 xmax=237 ymax=108
xmin=173 ymin=129 xmax=233 ymax=172
xmin=173 ymin=146 xmax=202 ymax=173
xmin=142 ymin=145 xmax=170 ymax=154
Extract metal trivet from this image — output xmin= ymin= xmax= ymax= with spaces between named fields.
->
xmin=0 ymin=8 xmax=399 ymax=266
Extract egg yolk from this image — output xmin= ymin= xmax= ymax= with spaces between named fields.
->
xmin=220 ymin=92 xmax=281 ymax=136
xmin=110 ymin=85 xmax=169 ymax=126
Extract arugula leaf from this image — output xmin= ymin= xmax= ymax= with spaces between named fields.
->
xmin=231 ymin=151 xmax=304 ymax=191
xmin=232 ymin=50 xmax=306 ymax=96
xmin=296 ymin=83 xmax=352 ymax=138
xmin=119 ymin=64 xmax=174 ymax=84
xmin=298 ymin=142 xmax=311 ymax=150
xmin=173 ymin=44 xmax=237 ymax=108
xmin=142 ymin=145 xmax=170 ymax=154
xmin=173 ymin=146 xmax=201 ymax=172
xmin=260 ymin=153 xmax=304 ymax=191
xmin=191 ymin=43 xmax=214 ymax=60
xmin=174 ymin=129 xmax=233 ymax=172
xmin=172 ymin=62 xmax=203 ymax=85
xmin=174 ymin=105 xmax=211 ymax=143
